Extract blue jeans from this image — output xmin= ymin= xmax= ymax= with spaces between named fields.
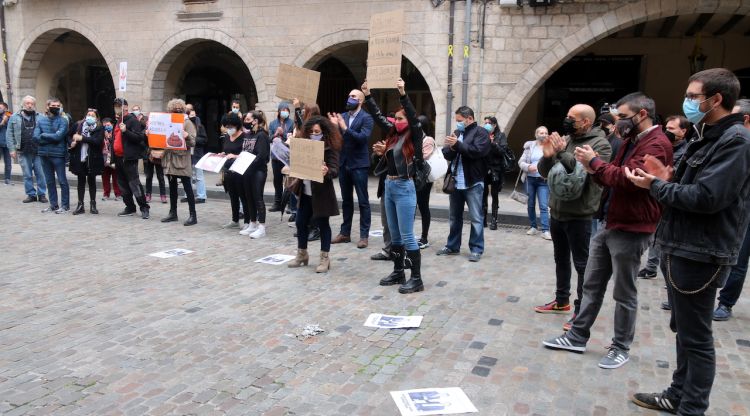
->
xmin=384 ymin=178 xmax=418 ymax=251
xmin=19 ymin=152 xmax=46 ymax=197
xmin=40 ymin=155 xmax=69 ymax=209
xmin=718 ymin=222 xmax=750 ymax=308
xmin=338 ymin=166 xmax=371 ymax=239
xmin=525 ymin=176 xmax=549 ymax=231
xmin=446 ymin=183 xmax=484 ymax=254
xmin=194 ymin=167 xmax=206 ymax=199
xmin=1 ymin=147 xmax=11 ymax=181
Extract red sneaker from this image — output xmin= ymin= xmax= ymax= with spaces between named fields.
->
xmin=534 ymin=300 xmax=571 ymax=314
xmin=563 ymin=314 xmax=577 ymax=331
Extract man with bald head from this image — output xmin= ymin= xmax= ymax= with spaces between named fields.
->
xmin=328 ymin=89 xmax=374 ymax=248
xmin=543 ymin=92 xmax=672 ymax=370
xmin=534 ymin=103 xmax=611 ymax=331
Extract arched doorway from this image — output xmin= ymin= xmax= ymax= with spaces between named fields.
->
xmin=148 ymin=40 xmax=259 ymax=152
xmin=17 ymin=30 xmax=115 ymax=121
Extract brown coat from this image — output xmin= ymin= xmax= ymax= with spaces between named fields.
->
xmin=163 ymin=118 xmax=197 ymax=177
xmin=300 ymin=144 xmax=340 ymax=218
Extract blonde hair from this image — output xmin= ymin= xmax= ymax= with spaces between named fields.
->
xmin=166 ymin=98 xmax=186 ymax=113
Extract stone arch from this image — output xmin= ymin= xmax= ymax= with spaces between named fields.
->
xmin=12 ymin=19 xmax=116 ymax=104
xmin=496 ymin=0 xmax=750 ymax=131
xmin=143 ymin=28 xmax=269 ymax=111
xmin=292 ymin=29 xmax=446 ymax=136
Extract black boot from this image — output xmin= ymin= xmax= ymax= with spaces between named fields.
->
xmin=380 ymin=246 xmax=406 ymax=286
xmin=183 ymin=211 xmax=197 ymax=226
xmin=72 ymin=201 xmax=85 ymax=215
xmin=269 ymin=202 xmax=282 ymax=212
xmin=399 ymin=250 xmax=424 ymax=294
xmin=489 ymin=212 xmax=498 ymax=230
xmin=161 ymin=210 xmax=178 ymax=223
xmin=89 ymin=200 xmax=99 ymax=215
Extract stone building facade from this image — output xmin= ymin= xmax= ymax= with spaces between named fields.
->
xmin=2 ymin=0 xmax=749 ymax=148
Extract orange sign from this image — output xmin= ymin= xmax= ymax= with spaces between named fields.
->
xmin=147 ymin=112 xmax=187 ymax=150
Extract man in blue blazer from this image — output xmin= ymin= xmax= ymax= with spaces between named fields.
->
xmin=328 ymin=89 xmax=374 ymax=248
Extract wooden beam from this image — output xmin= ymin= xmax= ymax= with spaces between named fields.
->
xmin=633 ymin=22 xmax=647 ymax=38
xmin=713 ymin=14 xmax=744 ymax=36
xmin=685 ymin=13 xmax=714 ymax=37
xmin=658 ymin=16 xmax=678 ymax=38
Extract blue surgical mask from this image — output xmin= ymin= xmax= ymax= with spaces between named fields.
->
xmin=310 ymin=133 xmax=323 ymax=141
xmin=280 ymin=111 xmax=289 ymax=119
xmin=231 ymin=108 xmax=240 ymax=114
xmin=483 ymin=123 xmax=493 ymax=132
xmin=456 ymin=121 xmax=465 ymax=132
xmin=85 ymin=116 xmax=96 ymax=125
xmin=104 ymin=125 xmax=113 ymax=132
xmin=683 ymin=97 xmax=709 ymax=125
xmin=227 ymin=128 xmax=237 ymax=136
xmin=132 ymin=110 xmax=141 ymax=117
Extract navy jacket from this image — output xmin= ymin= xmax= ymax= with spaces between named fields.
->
xmin=339 ymin=109 xmax=374 ymax=169
xmin=442 ymin=122 xmax=491 ymax=188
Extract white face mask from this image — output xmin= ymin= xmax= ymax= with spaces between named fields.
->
xmin=227 ymin=128 xmax=237 ymax=136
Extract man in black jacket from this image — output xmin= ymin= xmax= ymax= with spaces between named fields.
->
xmin=628 ymin=68 xmax=750 ymax=416
xmin=436 ymin=106 xmax=491 ymax=262
xmin=112 ymin=98 xmax=150 ymax=219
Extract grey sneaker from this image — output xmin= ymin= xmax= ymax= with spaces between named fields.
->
xmin=542 ymin=334 xmax=586 ymax=353
xmin=468 ymin=252 xmax=482 ymax=262
xmin=713 ymin=304 xmax=732 ymax=321
xmin=436 ymin=247 xmax=459 ymax=256
xmin=222 ymin=221 xmax=240 ymax=229
xmin=599 ymin=347 xmax=629 ymax=369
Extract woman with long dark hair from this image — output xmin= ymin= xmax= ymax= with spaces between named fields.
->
xmin=287 ymin=115 xmax=342 ymax=273
xmin=365 ymin=78 xmax=425 ymax=294
xmin=238 ymin=110 xmax=270 ymax=238
xmin=482 ymin=116 xmax=506 ymax=230
xmin=69 ymin=109 xmax=104 ymax=215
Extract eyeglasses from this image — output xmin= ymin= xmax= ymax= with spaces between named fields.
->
xmin=684 ymin=93 xmax=707 ymax=101
xmin=87 ymin=108 xmax=99 ymax=113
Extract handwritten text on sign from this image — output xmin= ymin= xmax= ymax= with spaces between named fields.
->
xmin=366 ymin=9 xmax=404 ymax=89
xmin=290 ymin=138 xmax=325 ymax=183
xmin=276 ymin=64 xmax=321 ymax=107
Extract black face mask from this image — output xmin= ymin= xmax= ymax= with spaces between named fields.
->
xmin=561 ymin=117 xmax=577 ymax=135
xmin=243 ymin=122 xmax=253 ymax=130
xmin=616 ymin=115 xmax=638 ymax=139
xmin=664 ymin=130 xmax=677 ymax=143
xmin=49 ymin=108 xmax=60 ymax=116
xmin=23 ymin=109 xmax=34 ymax=115
xmin=189 ymin=117 xmax=197 ymax=123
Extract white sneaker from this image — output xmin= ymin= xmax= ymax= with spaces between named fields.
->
xmin=245 ymin=222 xmax=259 ymax=234
xmin=239 ymin=223 xmax=252 ymax=235
xmin=526 ymin=227 xmax=539 ymax=236
xmin=222 ymin=221 xmax=240 ymax=229
xmin=249 ymin=224 xmax=266 ymax=239
xmin=541 ymin=231 xmax=552 ymax=240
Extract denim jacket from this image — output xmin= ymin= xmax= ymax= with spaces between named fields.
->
xmin=651 ymin=113 xmax=750 ymax=265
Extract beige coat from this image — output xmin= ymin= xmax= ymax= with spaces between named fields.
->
xmin=163 ymin=118 xmax=197 ymax=177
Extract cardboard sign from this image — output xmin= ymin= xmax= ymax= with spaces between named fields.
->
xmin=147 ymin=112 xmax=187 ymax=150
xmin=276 ymin=64 xmax=321 ymax=107
xmin=118 ymin=62 xmax=127 ymax=92
xmin=289 ymin=138 xmax=324 ymax=183
xmin=366 ymin=9 xmax=404 ymax=89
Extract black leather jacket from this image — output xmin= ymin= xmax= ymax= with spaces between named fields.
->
xmin=365 ymin=94 xmax=423 ymax=178
xmin=651 ymin=113 xmax=750 ymax=265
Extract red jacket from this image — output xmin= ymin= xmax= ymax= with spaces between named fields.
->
xmin=589 ymin=126 xmax=673 ymax=234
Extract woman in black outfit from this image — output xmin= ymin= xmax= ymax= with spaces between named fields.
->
xmin=482 ymin=116 xmax=507 ymax=230
xmin=239 ymin=110 xmax=271 ymax=239
xmin=220 ymin=114 xmax=246 ymax=229
xmin=69 ymin=109 xmax=104 ymax=215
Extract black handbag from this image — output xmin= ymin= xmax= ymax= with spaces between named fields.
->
xmin=442 ymin=156 xmax=459 ymax=194
xmin=413 ymin=158 xmax=431 ymax=191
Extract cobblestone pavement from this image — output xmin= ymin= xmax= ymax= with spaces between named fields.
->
xmin=1 ymin=184 xmax=748 ymax=416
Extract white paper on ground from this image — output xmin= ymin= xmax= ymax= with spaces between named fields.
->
xmin=390 ymin=387 xmax=478 ymax=416
xmin=195 ymin=152 xmax=229 ymax=173
xmin=364 ymin=314 xmax=423 ymax=329
xmin=254 ymin=254 xmax=296 ymax=265
xmin=149 ymin=249 xmax=194 ymax=258
xmin=229 ymin=151 xmax=256 ymax=175
xmin=369 ymin=229 xmax=384 ymax=237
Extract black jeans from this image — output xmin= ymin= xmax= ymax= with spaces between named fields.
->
xmin=115 ymin=157 xmax=148 ymax=211
xmin=661 ymin=253 xmax=730 ymax=415
xmin=482 ymin=174 xmax=502 ymax=215
xmin=271 ymin=159 xmax=285 ymax=206
xmin=242 ymin=169 xmax=267 ymax=224
xmin=550 ymin=218 xmax=591 ymax=313
xmin=168 ymin=175 xmax=195 ymax=215
xmin=76 ymin=172 xmax=97 ymax=202
xmin=416 ymin=182 xmax=433 ymax=240
xmin=225 ymin=171 xmax=246 ymax=223
xmin=144 ymin=159 xmax=166 ymax=195
xmin=296 ymin=194 xmax=331 ymax=252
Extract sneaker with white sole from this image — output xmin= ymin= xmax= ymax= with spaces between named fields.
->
xmin=249 ymin=225 xmax=266 ymax=239
xmin=542 ymin=334 xmax=586 ymax=353
xmin=599 ymin=347 xmax=629 ymax=369
xmin=526 ymin=227 xmax=538 ymax=236
xmin=631 ymin=392 xmax=679 ymax=414
xmin=238 ymin=224 xmax=251 ymax=235
xmin=222 ymin=221 xmax=240 ymax=229
xmin=541 ymin=231 xmax=552 ymax=240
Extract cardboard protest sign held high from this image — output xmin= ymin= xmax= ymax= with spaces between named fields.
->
xmin=366 ymin=9 xmax=404 ymax=89
xmin=289 ymin=138 xmax=325 ymax=183
xmin=276 ymin=64 xmax=321 ymax=107
xmin=147 ymin=112 xmax=187 ymax=150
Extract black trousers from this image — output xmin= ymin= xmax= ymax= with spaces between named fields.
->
xmin=661 ymin=253 xmax=730 ymax=416
xmin=144 ymin=159 xmax=166 ymax=195
xmin=242 ymin=169 xmax=267 ymax=224
xmin=168 ymin=175 xmax=195 ymax=215
xmin=114 ymin=157 xmax=148 ymax=211
xmin=416 ymin=182 xmax=433 ymax=240
xmin=550 ymin=218 xmax=591 ymax=313
xmin=482 ymin=174 xmax=502 ymax=215
xmin=225 ymin=171 xmax=246 ymax=223
xmin=76 ymin=172 xmax=98 ymax=202
xmin=296 ymin=194 xmax=331 ymax=252
xmin=271 ymin=159 xmax=285 ymax=205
